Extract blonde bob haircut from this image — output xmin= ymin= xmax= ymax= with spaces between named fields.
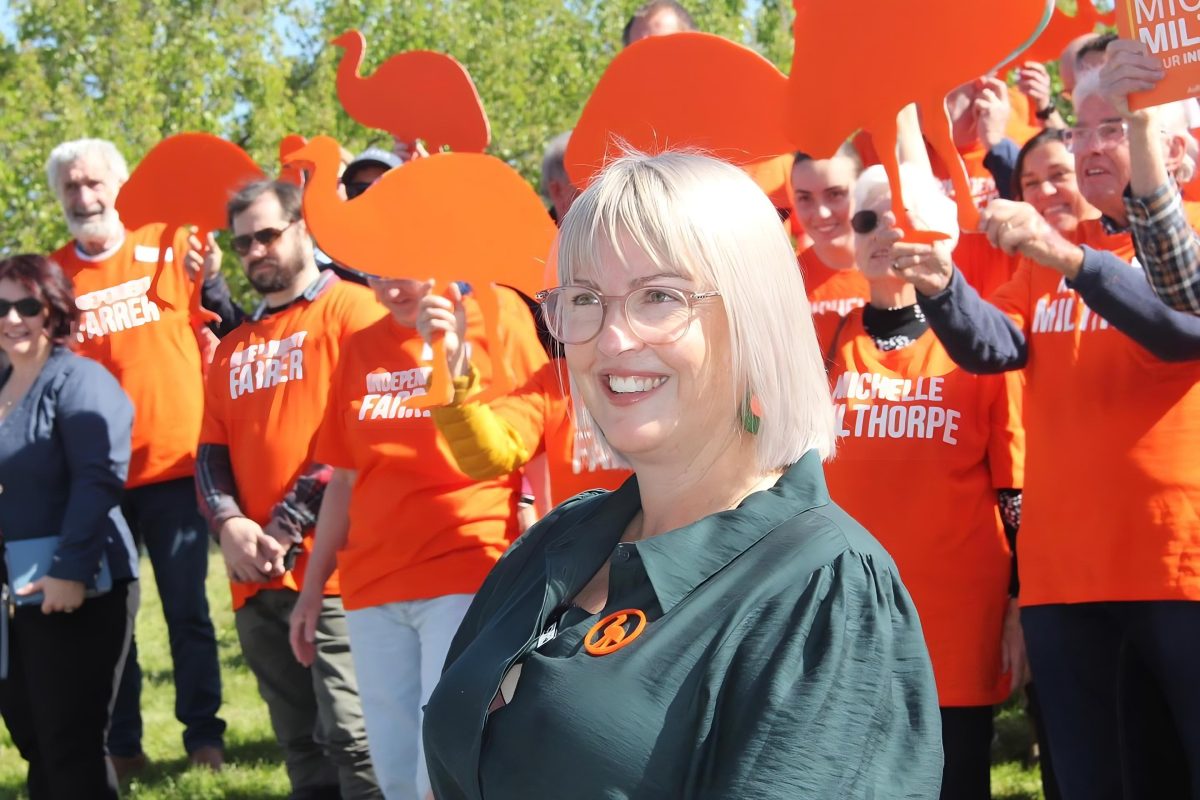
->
xmin=555 ymin=149 xmax=837 ymax=472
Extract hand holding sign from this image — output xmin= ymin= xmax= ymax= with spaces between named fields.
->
xmin=1098 ymin=38 xmax=1168 ymax=119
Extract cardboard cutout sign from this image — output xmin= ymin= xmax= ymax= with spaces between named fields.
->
xmin=1002 ymin=1 xmax=1115 ymax=70
xmin=283 ymin=135 xmax=555 ymax=406
xmin=278 ymin=134 xmax=308 ymax=185
xmin=116 ymin=132 xmax=265 ymax=325
xmin=565 ymin=32 xmax=791 ymax=189
xmin=331 ymin=30 xmax=490 ymax=152
xmin=786 ymin=0 xmax=1053 ymax=241
xmin=1116 ymin=0 xmax=1200 ymax=109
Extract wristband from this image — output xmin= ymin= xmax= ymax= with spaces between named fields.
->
xmin=1034 ymin=102 xmax=1057 ymax=121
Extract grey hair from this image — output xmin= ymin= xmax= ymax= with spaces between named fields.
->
xmin=556 ymin=149 xmax=837 ymax=471
xmin=854 ymin=163 xmax=960 ymax=247
xmin=540 ymin=130 xmax=572 ymax=196
xmin=46 ymin=139 xmax=129 ymax=197
xmin=1156 ymin=101 xmax=1198 ymax=184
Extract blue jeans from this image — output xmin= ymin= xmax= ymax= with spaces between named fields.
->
xmin=108 ymin=477 xmax=225 ymax=756
xmin=1022 ymin=601 xmax=1200 ymax=800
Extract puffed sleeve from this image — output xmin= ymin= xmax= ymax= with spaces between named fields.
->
xmin=695 ymin=551 xmax=943 ymax=799
xmin=49 ymin=357 xmax=134 ymax=584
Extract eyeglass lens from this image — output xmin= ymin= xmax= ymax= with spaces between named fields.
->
xmin=231 ymin=226 xmax=289 ymax=256
xmin=0 ymin=298 xmax=45 ymax=317
xmin=850 ymin=209 xmax=879 ymax=235
xmin=543 ymin=287 xmax=695 ymax=345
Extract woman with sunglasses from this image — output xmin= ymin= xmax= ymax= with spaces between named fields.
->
xmin=823 ymin=164 xmax=1026 ymax=800
xmin=0 ymin=254 xmax=138 ymax=799
xmin=886 ymin=70 xmax=1200 ymax=797
xmin=421 ymin=150 xmax=942 ymax=799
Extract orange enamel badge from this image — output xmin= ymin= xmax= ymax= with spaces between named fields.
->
xmin=584 ymin=609 xmax=648 ymax=656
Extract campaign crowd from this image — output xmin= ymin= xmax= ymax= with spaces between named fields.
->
xmin=1 ymin=2 xmax=1199 ymax=799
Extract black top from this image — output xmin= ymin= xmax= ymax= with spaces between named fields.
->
xmin=0 ymin=346 xmax=137 ymax=584
xmin=423 ymin=451 xmax=942 ymax=799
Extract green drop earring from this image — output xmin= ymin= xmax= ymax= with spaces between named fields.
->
xmin=741 ymin=393 xmax=762 ymax=435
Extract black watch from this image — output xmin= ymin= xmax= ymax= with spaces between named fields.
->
xmin=1035 ymin=102 xmax=1057 ymax=121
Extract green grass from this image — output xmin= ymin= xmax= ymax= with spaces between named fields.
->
xmin=1 ymin=552 xmax=290 ymax=799
xmin=0 ymin=552 xmax=1049 ymax=798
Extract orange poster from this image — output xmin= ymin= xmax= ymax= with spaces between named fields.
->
xmin=1117 ymin=0 xmax=1200 ymax=109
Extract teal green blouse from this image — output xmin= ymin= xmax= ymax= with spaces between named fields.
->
xmin=423 ymin=451 xmax=942 ymax=799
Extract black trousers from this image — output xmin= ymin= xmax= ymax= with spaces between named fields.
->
xmin=0 ymin=580 xmax=137 ymax=800
xmin=940 ymin=705 xmax=993 ymax=800
xmin=1023 ymin=601 xmax=1200 ymax=800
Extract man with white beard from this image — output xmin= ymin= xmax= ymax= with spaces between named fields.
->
xmin=46 ymin=138 xmax=232 ymax=776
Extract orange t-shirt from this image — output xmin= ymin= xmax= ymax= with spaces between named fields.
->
xmin=483 ymin=359 xmax=631 ymax=506
xmin=988 ymin=218 xmax=1200 ymax=606
xmin=955 ymin=232 xmax=1021 ymax=300
xmin=823 ymin=312 xmax=1023 ymax=706
xmin=200 ymin=276 xmax=385 ymax=609
xmin=313 ymin=288 xmax=549 ymax=611
xmin=53 ymin=224 xmax=205 ymax=488
xmin=798 ymin=246 xmax=868 ymax=320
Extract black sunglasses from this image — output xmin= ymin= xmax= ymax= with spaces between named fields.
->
xmin=850 ymin=209 xmax=879 ymax=235
xmin=0 ymin=297 xmax=45 ymax=318
xmin=344 ymin=181 xmax=373 ymax=199
xmin=231 ymin=220 xmax=298 ymax=256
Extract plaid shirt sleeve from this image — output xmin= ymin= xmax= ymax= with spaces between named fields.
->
xmin=1125 ymin=183 xmax=1200 ymax=314
xmin=269 ymin=462 xmax=334 ymax=541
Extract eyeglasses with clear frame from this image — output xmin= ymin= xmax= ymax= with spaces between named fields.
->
xmin=535 ymin=285 xmax=722 ymax=345
xmin=1063 ymin=121 xmax=1129 ymax=154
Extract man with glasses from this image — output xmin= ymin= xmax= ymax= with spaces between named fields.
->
xmin=45 ymin=137 xmax=234 ymax=776
xmin=1087 ymin=38 xmax=1200 ymax=314
xmin=197 ymin=180 xmax=384 ymax=799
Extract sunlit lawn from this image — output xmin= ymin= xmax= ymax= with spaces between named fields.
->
xmin=0 ymin=551 xmax=1048 ymax=798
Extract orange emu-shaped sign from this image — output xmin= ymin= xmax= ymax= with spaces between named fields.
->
xmin=282 ymin=135 xmax=555 ymax=406
xmin=786 ymin=0 xmax=1054 ymax=240
xmin=1002 ymin=0 xmax=1115 ymax=69
xmin=115 ymin=132 xmax=265 ymax=325
xmin=567 ymin=12 xmax=1050 ymax=243
xmin=565 ymin=32 xmax=792 ymax=189
xmin=278 ymin=134 xmax=308 ymax=185
xmin=331 ymin=29 xmax=490 ymax=153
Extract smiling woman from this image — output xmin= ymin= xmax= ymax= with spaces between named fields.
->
xmin=422 ymin=150 xmax=944 ymax=800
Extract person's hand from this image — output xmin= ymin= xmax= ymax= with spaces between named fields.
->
xmin=1098 ymin=39 xmax=1166 ymax=121
xmin=885 ymin=213 xmax=956 ymax=297
xmin=975 ymin=76 xmax=1011 ymax=150
xmin=16 ymin=575 xmax=86 ymax=615
xmin=978 ymin=199 xmax=1085 ymax=278
xmin=392 ymin=138 xmax=430 ymax=163
xmin=288 ymin=587 xmax=324 ymax=667
xmin=185 ymin=229 xmax=222 ymax=282
xmin=219 ymin=517 xmax=285 ymax=583
xmin=416 ymin=281 xmax=469 ymax=377
xmin=1001 ymin=598 xmax=1031 ymax=695
xmin=1016 ymin=62 xmax=1054 ymax=116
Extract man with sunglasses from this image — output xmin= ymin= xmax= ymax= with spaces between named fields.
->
xmin=45 ymin=137 xmax=235 ymax=776
xmin=197 ymin=179 xmax=385 ymax=799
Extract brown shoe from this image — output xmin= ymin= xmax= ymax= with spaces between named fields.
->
xmin=109 ymin=752 xmax=149 ymax=782
xmin=188 ymin=745 xmax=224 ymax=772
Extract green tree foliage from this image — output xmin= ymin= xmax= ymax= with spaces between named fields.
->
xmin=0 ymin=0 xmax=791 ymax=265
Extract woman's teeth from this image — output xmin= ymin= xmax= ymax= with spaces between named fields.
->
xmin=608 ymin=375 xmax=667 ymax=394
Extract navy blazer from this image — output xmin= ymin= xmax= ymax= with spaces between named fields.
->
xmin=0 ymin=346 xmax=137 ymax=586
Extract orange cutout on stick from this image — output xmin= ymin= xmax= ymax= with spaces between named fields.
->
xmin=116 ymin=132 xmax=265 ymax=328
xmin=332 ymin=30 xmax=490 ymax=152
xmin=566 ymin=32 xmax=792 ymax=190
xmin=584 ymin=609 xmax=648 ymax=656
xmin=282 ymin=135 xmax=555 ymax=407
xmin=278 ymin=134 xmax=308 ymax=185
